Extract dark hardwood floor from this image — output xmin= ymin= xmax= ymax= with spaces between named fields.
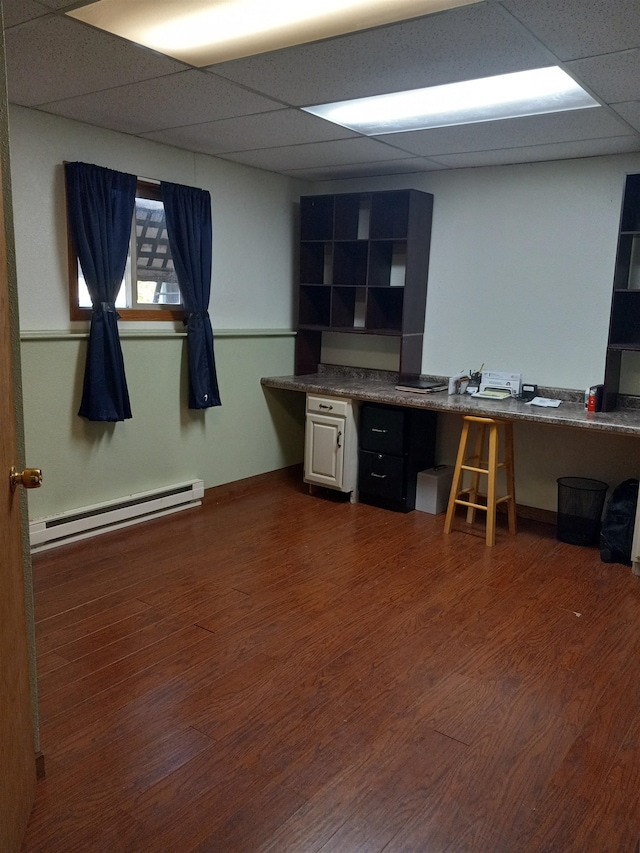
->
xmin=22 ymin=469 xmax=640 ymax=852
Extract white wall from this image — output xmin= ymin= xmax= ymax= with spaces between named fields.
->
xmin=316 ymin=155 xmax=640 ymax=511
xmin=9 ymin=107 xmax=306 ymax=519
xmin=321 ymin=154 xmax=640 ymax=393
xmin=10 ymin=106 xmax=300 ymax=332
xmin=425 ymin=159 xmax=623 ymax=390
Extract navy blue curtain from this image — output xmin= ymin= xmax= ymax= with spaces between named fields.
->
xmin=161 ymin=181 xmax=220 ymax=409
xmin=65 ymin=162 xmax=136 ymax=421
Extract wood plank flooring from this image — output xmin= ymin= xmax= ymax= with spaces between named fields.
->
xmin=22 ymin=469 xmax=640 ymax=852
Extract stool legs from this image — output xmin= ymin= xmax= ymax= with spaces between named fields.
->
xmin=444 ymin=416 xmax=517 ymax=546
xmin=444 ymin=419 xmax=470 ymax=536
xmin=486 ymin=421 xmax=499 ymax=546
xmin=466 ymin=423 xmax=486 ymax=525
xmin=504 ymin=422 xmax=517 ymax=535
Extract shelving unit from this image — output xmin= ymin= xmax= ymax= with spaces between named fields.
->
xmin=604 ymin=174 xmax=640 ymax=411
xmin=295 ymin=189 xmax=434 ymax=375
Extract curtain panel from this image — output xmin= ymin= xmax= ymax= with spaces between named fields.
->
xmin=65 ymin=161 xmax=136 ymax=421
xmin=161 ymin=181 xmax=221 ymax=409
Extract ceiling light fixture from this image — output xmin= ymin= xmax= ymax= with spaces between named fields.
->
xmin=67 ymin=0 xmax=483 ymax=66
xmin=303 ymin=67 xmax=600 ymax=135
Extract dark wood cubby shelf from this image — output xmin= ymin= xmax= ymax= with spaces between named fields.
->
xmin=604 ymin=173 xmax=640 ymax=410
xmin=295 ymin=189 xmax=434 ymax=376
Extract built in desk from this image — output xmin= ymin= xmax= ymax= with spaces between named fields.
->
xmin=260 ymin=367 xmax=640 ymax=574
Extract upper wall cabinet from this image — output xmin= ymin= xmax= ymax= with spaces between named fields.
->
xmin=295 ymin=189 xmax=434 ymax=375
xmin=604 ymin=174 xmax=640 ymax=411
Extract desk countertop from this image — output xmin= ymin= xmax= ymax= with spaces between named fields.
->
xmin=261 ymin=369 xmax=640 ymax=437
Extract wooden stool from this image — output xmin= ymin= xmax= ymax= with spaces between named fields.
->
xmin=444 ymin=416 xmax=516 ymax=546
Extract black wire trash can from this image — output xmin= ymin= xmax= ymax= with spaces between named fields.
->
xmin=557 ymin=477 xmax=608 ymax=546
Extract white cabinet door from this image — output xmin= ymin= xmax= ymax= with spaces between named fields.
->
xmin=304 ymin=413 xmax=345 ymax=490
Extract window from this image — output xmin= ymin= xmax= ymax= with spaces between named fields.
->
xmin=69 ymin=179 xmax=184 ymax=321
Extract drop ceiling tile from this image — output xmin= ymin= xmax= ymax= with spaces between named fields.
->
xmin=141 ymin=109 xmax=359 ymax=155
xmin=5 ymin=14 xmax=186 ymax=106
xmin=611 ymin=101 xmax=640 ymax=133
xmin=38 ymin=71 xmax=282 ymax=135
xmin=501 ymin=0 xmax=640 ymax=61
xmin=4 ymin=2 xmax=638 ymax=178
xmin=375 ymin=108 xmax=634 ymax=157
xmin=208 ymin=3 xmax=549 ymax=106
xmin=217 ymin=138 xmax=415 ymax=172
xmin=567 ymin=49 xmax=640 ymax=105
xmin=2 ymin=0 xmax=48 ymax=28
xmin=283 ymin=158 xmax=446 ymax=182
xmin=430 ymin=135 xmax=640 ymax=168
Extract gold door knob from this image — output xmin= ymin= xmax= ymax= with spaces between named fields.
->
xmin=10 ymin=467 xmax=43 ymax=491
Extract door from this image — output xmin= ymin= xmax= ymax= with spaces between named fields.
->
xmin=0 ymin=132 xmax=37 ymax=849
xmin=304 ymin=412 xmax=345 ymax=490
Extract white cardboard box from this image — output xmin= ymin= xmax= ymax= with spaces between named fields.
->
xmin=415 ymin=465 xmax=454 ymax=514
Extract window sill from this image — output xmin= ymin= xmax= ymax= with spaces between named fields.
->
xmin=70 ymin=307 xmax=184 ymax=322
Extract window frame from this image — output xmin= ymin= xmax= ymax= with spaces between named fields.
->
xmin=68 ymin=179 xmax=184 ymax=322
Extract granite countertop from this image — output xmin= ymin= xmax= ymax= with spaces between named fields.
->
xmin=261 ymin=366 xmax=640 ymax=437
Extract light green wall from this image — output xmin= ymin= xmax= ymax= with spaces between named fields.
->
xmin=11 ymin=103 xmax=640 ymax=519
xmin=9 ymin=106 xmax=308 ymax=521
xmin=21 ymin=332 xmax=304 ymax=520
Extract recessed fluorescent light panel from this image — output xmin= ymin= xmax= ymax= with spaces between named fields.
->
xmin=67 ymin=0 xmax=483 ymax=66
xmin=304 ymin=67 xmax=600 ymax=135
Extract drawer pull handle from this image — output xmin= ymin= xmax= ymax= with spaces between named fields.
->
xmin=371 ymin=473 xmax=387 ymax=479
xmin=337 ymin=430 xmax=342 ymax=448
xmin=371 ymin=428 xmax=387 ymax=433
xmin=319 ymin=403 xmax=333 ymax=410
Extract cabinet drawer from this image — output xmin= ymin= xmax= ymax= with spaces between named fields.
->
xmin=306 ymin=394 xmax=350 ymax=418
xmin=360 ymin=405 xmax=406 ymax=455
xmin=358 ymin=450 xmax=405 ymax=501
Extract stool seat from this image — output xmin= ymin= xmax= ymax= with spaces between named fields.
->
xmin=444 ymin=415 xmax=516 ymax=546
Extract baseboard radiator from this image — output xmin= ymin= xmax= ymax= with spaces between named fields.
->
xmin=29 ymin=479 xmax=204 ymax=553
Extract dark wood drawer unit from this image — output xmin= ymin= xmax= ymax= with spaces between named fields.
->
xmin=358 ymin=403 xmax=437 ymax=512
xmin=359 ymin=451 xmax=405 ymax=502
xmin=360 ymin=405 xmax=406 ymax=455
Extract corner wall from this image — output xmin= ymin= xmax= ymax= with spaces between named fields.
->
xmin=319 ymin=154 xmax=640 ymax=392
xmin=314 ymin=155 xmax=640 ymax=511
xmin=10 ymin=107 xmax=306 ymax=520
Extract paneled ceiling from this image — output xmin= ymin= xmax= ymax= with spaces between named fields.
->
xmin=3 ymin=0 xmax=640 ymax=181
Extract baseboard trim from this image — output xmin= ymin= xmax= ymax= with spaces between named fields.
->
xmin=205 ymin=465 xmax=304 ymax=506
xmin=497 ymin=503 xmax=556 ymax=525
xmin=516 ymin=504 xmax=556 ymax=525
xmin=207 ymin=469 xmax=557 ymax=526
